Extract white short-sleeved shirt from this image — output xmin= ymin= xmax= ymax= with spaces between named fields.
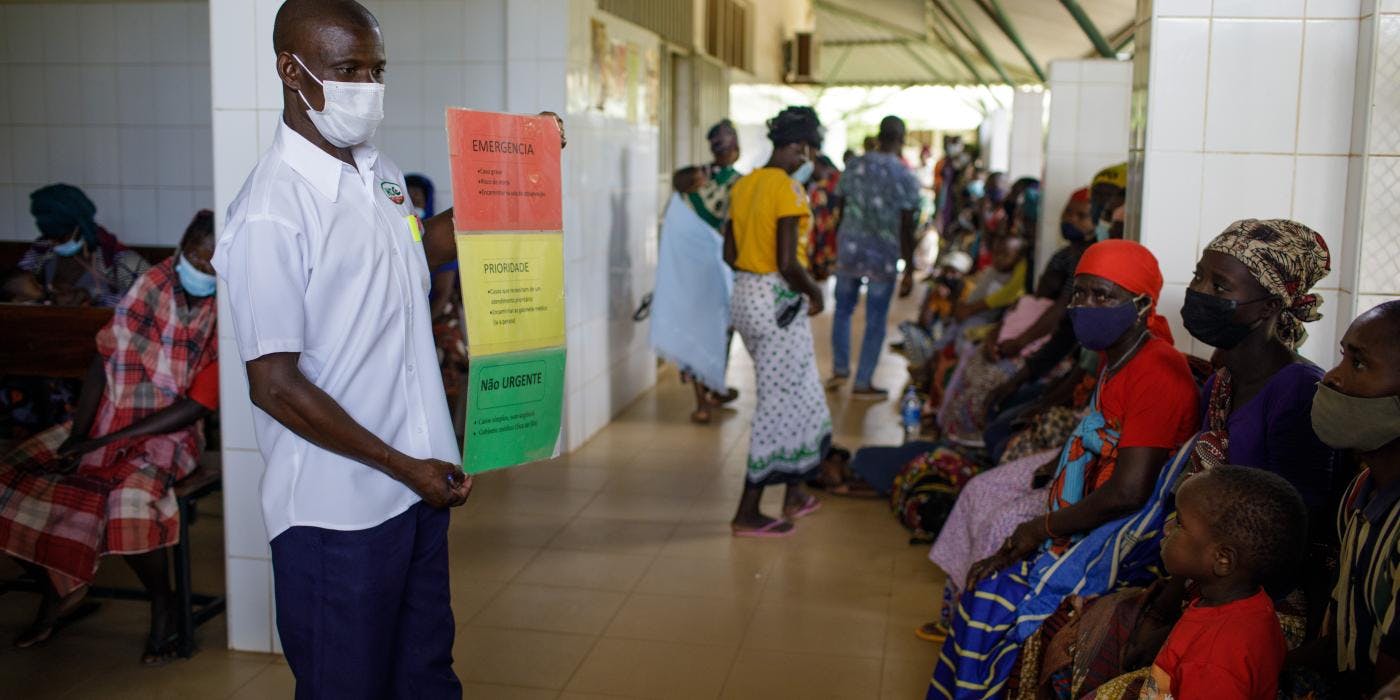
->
xmin=213 ymin=121 xmax=458 ymax=541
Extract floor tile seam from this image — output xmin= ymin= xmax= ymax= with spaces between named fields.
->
xmin=715 ymin=537 xmax=779 ymax=697
xmin=218 ymin=657 xmax=282 ymax=699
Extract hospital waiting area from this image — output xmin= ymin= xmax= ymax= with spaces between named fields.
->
xmin=3 ymin=0 xmax=1400 ymax=698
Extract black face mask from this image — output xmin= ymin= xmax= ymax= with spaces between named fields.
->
xmin=1180 ymin=289 xmax=1269 ymax=349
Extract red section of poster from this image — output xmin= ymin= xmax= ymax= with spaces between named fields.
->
xmin=447 ymin=109 xmax=563 ymax=232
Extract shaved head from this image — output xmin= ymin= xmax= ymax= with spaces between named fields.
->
xmin=273 ymin=0 xmax=379 ymax=56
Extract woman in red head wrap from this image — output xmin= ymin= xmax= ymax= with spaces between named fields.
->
xmin=929 ymin=241 xmax=1204 ymax=699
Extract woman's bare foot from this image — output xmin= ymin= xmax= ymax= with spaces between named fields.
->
xmin=141 ymin=598 xmax=178 ymax=665
xmin=14 ymin=586 xmax=89 ymax=648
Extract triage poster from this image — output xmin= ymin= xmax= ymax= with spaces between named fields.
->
xmin=447 ymin=109 xmax=565 ymax=473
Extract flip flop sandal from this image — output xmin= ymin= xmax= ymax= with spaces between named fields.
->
xmin=785 ymin=495 xmax=823 ymax=519
xmin=13 ymin=600 xmax=101 ymax=649
xmin=731 ymin=519 xmax=795 ymax=539
xmin=915 ymin=621 xmax=949 ymax=643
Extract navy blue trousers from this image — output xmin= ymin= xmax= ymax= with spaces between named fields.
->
xmin=270 ymin=502 xmax=461 ymax=700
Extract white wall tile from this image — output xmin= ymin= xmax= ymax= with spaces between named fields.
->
xmin=505 ymin=60 xmax=541 ymax=113
xmin=1080 ymin=60 xmax=1132 ymax=84
xmin=1215 ymin=0 xmax=1307 ymax=17
xmin=155 ymin=127 xmax=196 ymax=189
xmin=0 ymin=127 xmax=10 ymax=184
xmin=378 ymin=0 xmax=426 ymax=63
xmin=1299 ymin=20 xmax=1360 ymax=154
xmin=226 ymin=556 xmax=273 ymax=652
xmin=0 ymin=186 xmax=16 ymax=241
xmin=1158 ymin=283 xmax=1192 ymax=352
xmin=1076 ymin=84 xmax=1131 ymax=156
xmin=42 ymin=4 xmax=81 ymax=63
xmin=1356 ymin=293 xmax=1400 ymax=317
xmin=210 ymin=0 xmax=258 ymax=110
xmin=116 ymin=66 xmax=158 ymax=126
xmin=5 ymin=5 xmax=45 ymax=64
xmin=221 ymin=449 xmax=271 ymax=558
xmin=83 ymin=127 xmax=122 ymax=187
xmin=79 ymin=66 xmax=120 ymax=127
xmin=422 ymin=1 xmax=469 ymax=62
xmin=8 ymin=65 xmax=46 ymax=125
xmin=77 ymin=4 xmax=119 ymax=64
xmin=11 ymin=126 xmax=49 ymax=185
xmin=86 ymin=187 xmax=124 ymax=237
xmin=212 ymin=110 xmax=261 ymax=209
xmin=191 ymin=2 xmax=212 ymax=65
xmin=1359 ymin=155 xmax=1400 ymax=294
xmin=154 ymin=65 xmax=195 ymax=127
xmin=506 ymin=0 xmax=542 ymax=60
xmin=1045 ymin=83 xmax=1080 ymax=155
xmin=537 ymin=2 xmax=569 ymax=61
xmin=1155 ymin=0 xmax=1214 ymax=16
xmin=1331 ymin=290 xmax=1356 ymax=341
xmin=384 ymin=64 xmax=425 ymax=129
xmin=120 ymin=188 xmax=158 ymax=243
xmin=1146 ymin=18 xmax=1209 ymax=151
xmin=1370 ymin=16 xmax=1400 ymax=154
xmin=1340 ymin=155 xmax=1364 ymax=292
xmin=254 ymin=0 xmax=284 ymax=111
xmin=48 ymin=127 xmax=86 ymax=185
xmin=192 ymin=127 xmax=215 ymax=189
xmin=1310 ymin=0 xmax=1364 ymax=17
xmin=113 ymin=2 xmax=155 ymax=64
xmin=1140 ymin=151 xmax=1205 ymax=285
xmin=119 ymin=127 xmax=159 ymax=187
xmin=463 ymin=0 xmax=507 ymax=61
xmin=428 ymin=63 xmax=468 ymax=128
xmin=1352 ymin=16 xmax=1375 ymax=154
xmin=1292 ymin=155 xmax=1350 ymax=290
xmin=1047 ymin=60 xmax=1082 ymax=83
xmin=151 ymin=2 xmax=193 ymax=65
xmin=155 ymin=188 xmax=195 ymax=245
xmin=1297 ymin=288 xmax=1341 ymax=364
xmin=43 ymin=66 xmax=85 ymax=128
xmin=1199 ymin=153 xmax=1297 ymax=238
xmin=1204 ymin=19 xmax=1305 ymax=153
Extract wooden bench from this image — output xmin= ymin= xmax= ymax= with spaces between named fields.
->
xmin=0 ymin=302 xmax=224 ymax=657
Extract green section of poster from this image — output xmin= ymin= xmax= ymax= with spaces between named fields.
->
xmin=462 ymin=346 xmax=566 ymax=474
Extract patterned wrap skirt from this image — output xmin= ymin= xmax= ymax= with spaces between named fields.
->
xmin=731 ymin=272 xmax=832 ymax=485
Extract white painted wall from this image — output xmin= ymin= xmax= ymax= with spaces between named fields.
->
xmin=0 ymin=1 xmax=213 ymax=246
xmin=1008 ymin=89 xmax=1045 ymax=182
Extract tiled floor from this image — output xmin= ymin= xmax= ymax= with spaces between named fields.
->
xmin=0 ymin=293 xmax=946 ymax=698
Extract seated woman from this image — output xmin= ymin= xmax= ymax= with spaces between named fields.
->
xmin=1014 ymin=219 xmax=1337 ymax=699
xmin=927 ymin=240 xmax=1201 ymax=699
xmin=0 ymin=210 xmax=218 ymax=665
xmin=2 ymin=185 xmax=155 ymax=439
xmin=19 ymin=184 xmax=151 ymax=308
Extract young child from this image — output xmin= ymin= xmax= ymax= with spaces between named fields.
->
xmin=1142 ymin=465 xmax=1308 ymax=700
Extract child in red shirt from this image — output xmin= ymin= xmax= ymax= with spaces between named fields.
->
xmin=1142 ymin=465 xmax=1308 ymax=700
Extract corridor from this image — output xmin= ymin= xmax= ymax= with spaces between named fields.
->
xmin=2 ymin=295 xmax=945 ymax=699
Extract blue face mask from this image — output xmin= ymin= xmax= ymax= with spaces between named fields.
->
xmin=1061 ymin=221 xmax=1087 ymax=242
xmin=52 ymin=238 xmax=84 ymax=257
xmin=792 ymin=159 xmax=815 ymax=185
xmin=967 ymin=180 xmax=986 ymax=199
xmin=176 ymin=254 xmax=217 ymax=298
xmin=1068 ymin=298 xmax=1143 ymax=350
xmin=1094 ymin=220 xmax=1112 ymax=242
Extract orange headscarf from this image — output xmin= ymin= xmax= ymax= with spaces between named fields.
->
xmin=1074 ymin=239 xmax=1174 ymax=343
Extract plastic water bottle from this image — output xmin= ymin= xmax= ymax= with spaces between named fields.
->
xmin=901 ymin=386 xmax=922 ymax=443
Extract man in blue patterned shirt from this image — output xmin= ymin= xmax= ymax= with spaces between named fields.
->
xmin=829 ymin=116 xmax=921 ymax=398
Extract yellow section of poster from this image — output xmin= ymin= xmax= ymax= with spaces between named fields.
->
xmin=455 ymin=232 xmax=565 ymax=357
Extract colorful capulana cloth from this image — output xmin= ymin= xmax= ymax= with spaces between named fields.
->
xmin=928 ymin=438 xmax=1193 ymax=700
xmin=807 ymin=169 xmax=841 ymax=280
xmin=1203 ymin=218 xmax=1330 ymax=349
xmin=651 ymin=194 xmax=733 ymax=392
xmin=0 ymin=258 xmax=216 ymax=594
xmin=731 ymin=271 xmax=831 ymax=484
xmin=687 ymin=163 xmax=739 ymax=230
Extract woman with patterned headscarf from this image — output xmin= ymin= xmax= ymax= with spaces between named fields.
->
xmin=1011 ymin=220 xmax=1339 ymax=700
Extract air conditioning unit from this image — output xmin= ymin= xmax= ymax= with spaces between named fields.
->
xmin=784 ymin=31 xmax=818 ymax=84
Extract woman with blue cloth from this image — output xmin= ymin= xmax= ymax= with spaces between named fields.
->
xmin=928 ymin=240 xmax=1200 ymax=699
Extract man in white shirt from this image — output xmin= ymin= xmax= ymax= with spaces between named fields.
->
xmin=213 ymin=1 xmax=471 ymax=696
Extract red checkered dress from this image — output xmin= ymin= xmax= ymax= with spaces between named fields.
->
xmin=0 ymin=258 xmax=216 ymax=594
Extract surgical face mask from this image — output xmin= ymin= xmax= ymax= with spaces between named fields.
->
xmin=1094 ymin=220 xmax=1112 ymax=242
xmin=1068 ymin=298 xmax=1143 ymax=351
xmin=176 ymin=254 xmax=217 ymax=298
xmin=1311 ymin=383 xmax=1400 ymax=452
xmin=967 ymin=179 xmax=986 ymax=199
xmin=52 ymin=238 xmax=84 ymax=257
xmin=1180 ymin=289 xmax=1268 ymax=349
xmin=792 ymin=159 xmax=815 ymax=184
xmin=1061 ymin=221 xmax=1087 ymax=243
xmin=415 ymin=207 xmax=429 ymax=220
xmin=293 ymin=54 xmax=385 ymax=148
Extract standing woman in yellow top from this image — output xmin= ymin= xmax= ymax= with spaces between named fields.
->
xmin=723 ymin=106 xmax=831 ymax=537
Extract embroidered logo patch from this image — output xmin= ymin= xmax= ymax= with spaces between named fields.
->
xmin=380 ymin=180 xmax=405 ymax=205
